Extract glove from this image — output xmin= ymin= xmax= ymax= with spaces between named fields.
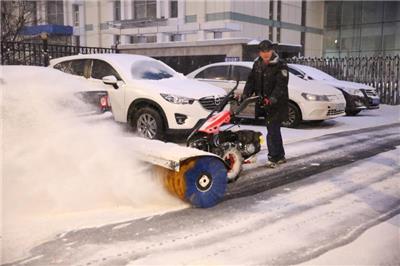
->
xmin=263 ymin=97 xmax=272 ymax=105
xmin=238 ymin=94 xmax=248 ymax=104
xmin=234 ymin=93 xmax=241 ymax=101
xmin=263 ymin=97 xmax=277 ymax=106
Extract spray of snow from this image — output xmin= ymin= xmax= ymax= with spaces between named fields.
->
xmin=1 ymin=66 xmax=186 ymax=261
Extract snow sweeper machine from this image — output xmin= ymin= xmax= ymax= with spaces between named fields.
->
xmin=135 ymin=81 xmax=264 ymax=208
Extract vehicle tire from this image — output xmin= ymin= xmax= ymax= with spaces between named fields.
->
xmin=131 ymin=107 xmax=165 ymax=140
xmin=164 ymin=156 xmax=228 ymax=208
xmin=282 ymin=102 xmax=301 ymax=128
xmin=222 ymin=147 xmax=243 ymax=183
xmin=345 ymin=110 xmax=361 ymax=116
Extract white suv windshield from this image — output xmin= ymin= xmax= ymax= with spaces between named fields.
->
xmin=131 ymin=60 xmax=176 ymax=80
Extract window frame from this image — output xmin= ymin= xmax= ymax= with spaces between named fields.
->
xmin=134 ymin=0 xmax=157 ymax=20
xmin=73 ymin=4 xmax=80 ymax=26
xmin=114 ymin=0 xmax=121 ymax=21
xmin=170 ymin=0 xmax=178 ymax=18
xmin=54 ymin=59 xmax=90 ymax=78
xmin=195 ymin=65 xmax=231 ymax=81
xmin=89 ymin=59 xmax=123 ymax=81
xmin=46 ymin=1 xmax=64 ymax=25
xmin=231 ymin=65 xmax=251 ymax=82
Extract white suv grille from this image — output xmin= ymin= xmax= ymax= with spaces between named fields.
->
xmin=327 ymin=109 xmax=345 ymax=116
xmin=199 ymin=96 xmax=225 ymax=111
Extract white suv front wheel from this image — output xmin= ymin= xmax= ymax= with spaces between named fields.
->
xmin=132 ymin=107 xmax=165 ymax=140
xmin=282 ymin=102 xmax=301 ymax=128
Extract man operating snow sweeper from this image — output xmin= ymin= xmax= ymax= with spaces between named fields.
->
xmin=242 ymin=40 xmax=289 ymax=168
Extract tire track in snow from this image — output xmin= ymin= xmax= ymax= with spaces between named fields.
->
xmin=228 ymin=123 xmax=400 ymax=199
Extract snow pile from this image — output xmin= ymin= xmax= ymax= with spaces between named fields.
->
xmin=1 ymin=66 xmax=185 ymax=261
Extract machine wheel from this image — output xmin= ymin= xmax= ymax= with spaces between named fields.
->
xmin=164 ymin=156 xmax=227 ymax=208
xmin=346 ymin=110 xmax=361 ymax=116
xmin=131 ymin=107 xmax=165 ymax=140
xmin=222 ymin=148 xmax=243 ymax=183
xmin=282 ymin=102 xmax=301 ymax=128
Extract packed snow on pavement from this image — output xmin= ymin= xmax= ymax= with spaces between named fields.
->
xmin=1 ymin=66 xmax=399 ymax=265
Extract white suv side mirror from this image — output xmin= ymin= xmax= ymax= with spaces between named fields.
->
xmin=102 ymin=75 xmax=118 ymax=89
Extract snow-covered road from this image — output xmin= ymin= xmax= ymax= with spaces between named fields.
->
xmin=8 ymin=146 xmax=399 ymax=266
xmin=4 ymin=122 xmax=399 ymax=266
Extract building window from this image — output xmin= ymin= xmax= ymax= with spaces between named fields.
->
xmin=73 ymin=35 xmax=80 ymax=47
xmin=324 ymin=1 xmax=341 ymax=28
xmin=134 ymin=0 xmax=156 ymax=20
xmin=276 ymin=0 xmax=282 ymax=43
xmin=269 ymin=0 xmax=274 ymax=41
xmin=213 ymin=31 xmax=222 ymax=39
xmin=383 ymin=1 xmax=400 ymax=22
xmin=341 ymin=1 xmax=362 ymax=26
xmin=47 ymin=1 xmax=64 ymax=25
xmin=323 ymin=1 xmax=400 ymax=57
xmin=170 ymin=0 xmax=178 ymax=18
xmin=114 ymin=0 xmax=121 ymax=21
xmin=170 ymin=34 xmax=182 ymax=42
xmin=300 ymin=0 xmax=306 ymax=56
xmin=362 ymin=1 xmax=383 ymax=24
xmin=25 ymin=1 xmax=38 ymax=26
xmin=114 ymin=35 xmax=120 ymax=45
xmin=147 ymin=35 xmax=157 ymax=43
xmin=130 ymin=35 xmax=156 ymax=43
xmin=73 ymin=4 xmax=79 ymax=26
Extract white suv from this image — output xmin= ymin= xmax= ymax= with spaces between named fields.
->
xmin=50 ymin=54 xmax=226 ymax=139
xmin=187 ymin=61 xmax=346 ymax=127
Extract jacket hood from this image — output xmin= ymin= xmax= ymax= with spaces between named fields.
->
xmin=255 ymin=51 xmax=280 ymax=65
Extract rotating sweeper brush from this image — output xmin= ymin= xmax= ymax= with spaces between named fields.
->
xmin=132 ymin=80 xmax=263 ymax=208
xmin=132 ymin=140 xmax=228 ymax=208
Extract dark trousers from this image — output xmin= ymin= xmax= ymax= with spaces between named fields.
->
xmin=266 ymin=121 xmax=285 ymax=162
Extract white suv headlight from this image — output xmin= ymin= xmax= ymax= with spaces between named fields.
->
xmin=160 ymin=93 xmax=194 ymax=104
xmin=301 ymin=93 xmax=329 ymax=101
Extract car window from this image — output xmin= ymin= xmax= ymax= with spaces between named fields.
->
xmin=288 ymin=67 xmax=305 ymax=79
xmin=69 ymin=59 xmax=86 ymax=77
xmin=54 ymin=61 xmax=72 ymax=74
xmin=131 ymin=60 xmax=176 ymax=80
xmin=91 ymin=59 xmax=122 ymax=80
xmin=232 ymin=66 xmax=251 ymax=81
xmin=195 ymin=66 xmax=230 ymax=80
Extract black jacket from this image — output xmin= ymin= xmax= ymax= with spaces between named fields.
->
xmin=243 ymin=53 xmax=289 ymax=123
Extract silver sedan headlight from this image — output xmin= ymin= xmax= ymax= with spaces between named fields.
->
xmin=347 ymin=88 xmax=364 ymax=97
xmin=160 ymin=93 xmax=194 ymax=104
xmin=301 ymin=93 xmax=329 ymax=101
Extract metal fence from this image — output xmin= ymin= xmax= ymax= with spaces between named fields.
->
xmin=1 ymin=41 xmax=117 ymax=66
xmin=287 ymin=56 xmax=400 ymax=105
xmin=2 ymin=40 xmax=399 ymax=105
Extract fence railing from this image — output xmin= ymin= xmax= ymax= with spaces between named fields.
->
xmin=1 ymin=41 xmax=117 ymax=66
xmin=287 ymin=56 xmax=400 ymax=105
xmin=2 ymin=41 xmax=399 ymax=105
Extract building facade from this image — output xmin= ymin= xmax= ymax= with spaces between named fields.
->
xmin=91 ymin=0 xmax=325 ymax=58
xmin=23 ymin=0 xmax=325 ymax=58
xmin=323 ymin=1 xmax=400 ymax=57
xmin=20 ymin=1 xmax=400 ymax=60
